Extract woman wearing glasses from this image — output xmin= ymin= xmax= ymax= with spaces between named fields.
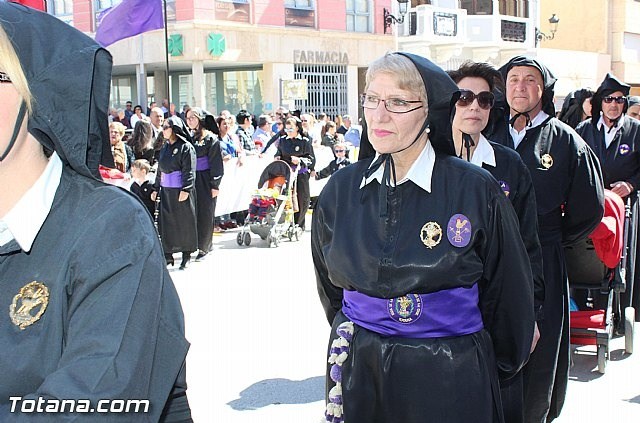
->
xmin=152 ymin=116 xmax=198 ymax=269
xmin=275 ymin=117 xmax=315 ymax=231
xmin=312 ymin=52 xmax=535 ymax=423
xmin=448 ymin=61 xmax=544 ymax=423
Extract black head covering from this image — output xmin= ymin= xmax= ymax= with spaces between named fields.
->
xmin=189 ymin=107 xmax=219 ymax=135
xmin=165 ymin=116 xmax=192 ymax=144
xmin=590 ymin=73 xmax=631 ymax=125
xmin=0 ymin=3 xmax=114 ymax=178
xmin=558 ymin=88 xmax=594 ymax=129
xmin=629 ymin=96 xmax=640 ymax=108
xmin=357 ymin=52 xmax=460 ymax=217
xmin=499 ymin=56 xmax=557 ymax=125
xmin=358 ymin=52 xmax=459 ymax=162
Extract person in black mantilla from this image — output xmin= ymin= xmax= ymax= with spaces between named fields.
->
xmin=275 ymin=116 xmax=315 ymax=231
xmin=152 ymin=116 xmax=198 ymax=270
xmin=186 ymin=107 xmax=224 ymax=261
xmin=0 ymin=3 xmax=191 ymax=421
xmin=576 ymin=73 xmax=640 ymax=319
xmin=485 ymin=55 xmax=604 ymax=423
xmin=447 ymin=60 xmax=544 ymax=423
xmin=312 ymin=51 xmax=535 ymax=423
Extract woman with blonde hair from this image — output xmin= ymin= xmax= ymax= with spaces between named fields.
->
xmin=109 ymin=121 xmax=134 ymax=172
xmin=0 ymin=4 xmax=191 ymax=420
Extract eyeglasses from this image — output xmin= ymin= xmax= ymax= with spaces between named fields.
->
xmin=334 ymin=149 xmax=345 ymax=153
xmin=456 ymin=89 xmax=495 ymax=110
xmin=0 ymin=71 xmax=11 ymax=83
xmin=361 ymin=94 xmax=423 ymax=114
xmin=603 ymin=96 xmax=627 ymax=104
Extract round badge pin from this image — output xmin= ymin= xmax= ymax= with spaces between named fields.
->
xmin=447 ymin=213 xmax=472 ymax=248
xmin=388 ymin=294 xmax=423 ymax=324
xmin=619 ymin=144 xmax=630 ymax=156
xmin=420 ymin=221 xmax=442 ymax=249
xmin=541 ymin=153 xmax=553 ymax=169
xmin=498 ymin=180 xmax=510 ymax=197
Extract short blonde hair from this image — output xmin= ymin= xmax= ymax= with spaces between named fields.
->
xmin=0 ymin=24 xmax=33 ymax=114
xmin=109 ymin=121 xmax=126 ymax=137
xmin=365 ymin=53 xmax=427 ymax=103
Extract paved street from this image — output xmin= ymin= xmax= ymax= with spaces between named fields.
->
xmin=169 ymin=221 xmax=640 ymax=422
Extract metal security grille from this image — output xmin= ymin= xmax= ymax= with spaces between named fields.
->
xmin=294 ymin=64 xmax=348 ymax=118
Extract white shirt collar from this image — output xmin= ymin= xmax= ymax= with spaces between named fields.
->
xmin=469 ymin=134 xmax=496 ymax=168
xmin=509 ymin=110 xmax=550 ymax=148
xmin=0 ymin=152 xmax=63 ymax=251
xmin=360 ymin=141 xmax=435 ymax=193
xmin=597 ymin=114 xmax=625 ymax=132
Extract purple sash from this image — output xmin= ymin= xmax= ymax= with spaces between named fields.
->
xmin=196 ymin=156 xmax=210 ymax=171
xmin=342 ymin=285 xmax=484 ymax=338
xmin=160 ymin=171 xmax=182 ymax=188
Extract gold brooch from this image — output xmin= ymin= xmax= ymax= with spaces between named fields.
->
xmin=420 ymin=221 xmax=442 ymax=249
xmin=9 ymin=281 xmax=49 ymax=330
xmin=541 ymin=153 xmax=553 ymax=169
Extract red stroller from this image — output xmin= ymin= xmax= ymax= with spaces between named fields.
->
xmin=565 ymin=190 xmax=635 ymax=373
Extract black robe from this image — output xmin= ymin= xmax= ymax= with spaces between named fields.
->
xmin=0 ymin=168 xmax=190 ymax=421
xmin=275 ymin=134 xmax=315 ymax=228
xmin=312 ymin=151 xmax=534 ymax=423
xmin=489 ymin=116 xmax=604 ymax=421
xmin=131 ymin=179 xmax=156 ymax=216
xmin=154 ymin=139 xmax=198 ymax=255
xmin=191 ymin=133 xmax=224 ymax=254
xmin=315 ymin=158 xmax=352 ymax=180
xmin=576 ymin=116 xmax=640 ymax=316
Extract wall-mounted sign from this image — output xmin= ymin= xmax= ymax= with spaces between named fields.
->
xmin=215 ymin=0 xmax=250 ymax=23
xmin=282 ymin=79 xmax=308 ymax=101
xmin=285 ymin=7 xmax=315 ymax=28
xmin=433 ymin=12 xmax=457 ymax=37
xmin=293 ymin=50 xmax=349 ymax=65
xmin=168 ymin=34 xmax=184 ymax=56
xmin=208 ymin=33 xmax=226 ymax=56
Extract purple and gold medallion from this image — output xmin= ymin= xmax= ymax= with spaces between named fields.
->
xmin=447 ymin=213 xmax=472 ymax=248
xmin=498 ymin=180 xmax=510 ymax=197
xmin=619 ymin=144 xmax=630 ymax=156
xmin=388 ymin=294 xmax=422 ymax=324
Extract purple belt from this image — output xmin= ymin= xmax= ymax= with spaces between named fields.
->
xmin=342 ymin=285 xmax=484 ymax=338
xmin=196 ymin=156 xmax=210 ymax=171
xmin=160 ymin=171 xmax=182 ymax=188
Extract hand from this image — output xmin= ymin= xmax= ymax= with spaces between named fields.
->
xmin=610 ymin=181 xmax=633 ymax=198
xmin=151 ymin=191 xmax=157 ymax=202
xmin=530 ymin=322 xmax=540 ymax=353
xmin=291 ymin=156 xmax=301 ymax=165
xmin=178 ymin=191 xmax=189 ymax=202
xmin=211 ymin=189 xmax=219 ymax=198
xmin=310 ymin=171 xmax=317 ymax=178
xmin=237 ymin=157 xmax=244 ymax=167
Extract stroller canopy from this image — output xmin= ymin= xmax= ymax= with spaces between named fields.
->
xmin=258 ymin=160 xmax=292 ymax=188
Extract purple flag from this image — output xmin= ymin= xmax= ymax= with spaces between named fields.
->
xmin=95 ymin=0 xmax=164 ymax=47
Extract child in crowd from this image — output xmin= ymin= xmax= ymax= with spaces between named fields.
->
xmin=248 ymin=176 xmax=286 ymax=223
xmin=315 ymin=143 xmax=351 ymax=180
xmin=130 ymin=159 xmax=155 ymax=215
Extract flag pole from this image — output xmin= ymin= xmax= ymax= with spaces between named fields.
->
xmin=164 ymin=0 xmax=170 ymax=107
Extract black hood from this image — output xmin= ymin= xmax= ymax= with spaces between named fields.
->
xmin=189 ymin=107 xmax=219 ymax=135
xmin=499 ymin=56 xmax=557 ymax=118
xmin=0 ymin=3 xmax=114 ymax=179
xmin=591 ymin=73 xmax=631 ymax=124
xmin=359 ymin=52 xmax=460 ymax=161
xmin=166 ymin=116 xmax=192 ymax=144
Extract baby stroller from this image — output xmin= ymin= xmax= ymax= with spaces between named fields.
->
xmin=565 ymin=190 xmax=635 ymax=373
xmin=237 ymin=160 xmax=301 ymax=247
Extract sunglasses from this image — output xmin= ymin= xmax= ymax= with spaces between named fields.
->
xmin=0 ymin=71 xmax=11 ymax=83
xmin=284 ymin=128 xmax=294 ymax=132
xmin=603 ymin=96 xmax=626 ymax=104
xmin=456 ymin=89 xmax=495 ymax=110
xmin=334 ymin=149 xmax=345 ymax=153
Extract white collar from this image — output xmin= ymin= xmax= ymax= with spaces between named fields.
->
xmin=509 ymin=110 xmax=550 ymax=134
xmin=469 ymin=134 xmax=496 ymax=168
xmin=597 ymin=114 xmax=625 ymax=132
xmin=0 ymin=152 xmax=63 ymax=251
xmin=360 ymin=141 xmax=435 ymax=193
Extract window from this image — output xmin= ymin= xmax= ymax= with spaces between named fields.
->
xmin=285 ymin=0 xmax=315 ymax=28
xmin=285 ymin=0 xmax=313 ymax=8
xmin=499 ymin=0 xmax=529 ymax=18
xmin=459 ymin=0 xmax=492 ymax=15
xmin=48 ymin=0 xmax=73 ymax=24
xmin=96 ymin=0 xmax=120 ymax=10
xmin=346 ymin=0 xmax=371 ymax=33
xmin=215 ymin=0 xmax=251 ymax=23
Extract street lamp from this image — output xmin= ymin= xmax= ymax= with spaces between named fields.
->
xmin=535 ymin=13 xmax=559 ymax=46
xmin=384 ymin=0 xmax=409 ymax=34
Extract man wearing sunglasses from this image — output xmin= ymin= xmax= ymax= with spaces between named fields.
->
xmin=486 ymin=56 xmax=604 ymax=423
xmin=576 ymin=74 xmax=640 ymax=319
xmin=448 ymin=62 xmax=544 ymax=423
